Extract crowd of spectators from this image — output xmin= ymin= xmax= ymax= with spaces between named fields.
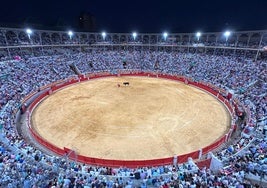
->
xmin=0 ymin=47 xmax=266 ymax=187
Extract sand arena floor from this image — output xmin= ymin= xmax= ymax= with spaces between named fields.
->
xmin=31 ymin=76 xmax=230 ymax=160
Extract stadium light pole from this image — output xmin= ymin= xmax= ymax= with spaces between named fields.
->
xmin=163 ymin=32 xmax=168 ymax=41
xmin=196 ymin=32 xmax=201 ymax=41
xmin=224 ymin=31 xmax=231 ymax=42
xmin=102 ymin=32 xmax=107 ymax=51
xmin=68 ymin=30 xmax=73 ymax=40
xmin=25 ymin=28 xmax=33 ymax=55
xmin=132 ymin=32 xmax=137 ymax=41
xmin=26 ymin=28 xmax=32 ymax=40
xmin=132 ymin=32 xmax=137 ymax=51
xmin=102 ymin=32 xmax=106 ymax=41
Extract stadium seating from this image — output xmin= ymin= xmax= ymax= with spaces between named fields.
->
xmin=0 ymin=28 xmax=266 ymax=187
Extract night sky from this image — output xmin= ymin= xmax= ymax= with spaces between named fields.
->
xmin=0 ymin=0 xmax=266 ymax=33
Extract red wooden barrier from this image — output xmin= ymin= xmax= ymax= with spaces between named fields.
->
xmin=196 ymin=158 xmax=212 ymax=169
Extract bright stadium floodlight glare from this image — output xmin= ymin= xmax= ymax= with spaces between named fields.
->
xmin=163 ymin=32 xmax=168 ymax=41
xmin=224 ymin=30 xmax=231 ymax=41
xmin=224 ymin=31 xmax=231 ymax=37
xmin=26 ymin=28 xmax=32 ymax=35
xmin=68 ymin=30 xmax=73 ymax=39
xmin=132 ymin=32 xmax=137 ymax=40
xmin=102 ymin=32 xmax=106 ymax=40
xmin=196 ymin=32 xmax=201 ymax=41
xmin=26 ymin=28 xmax=32 ymax=39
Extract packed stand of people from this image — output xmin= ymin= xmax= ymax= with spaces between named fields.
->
xmin=0 ymin=47 xmax=266 ymax=187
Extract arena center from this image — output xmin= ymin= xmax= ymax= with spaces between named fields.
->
xmin=0 ymin=28 xmax=266 ymax=186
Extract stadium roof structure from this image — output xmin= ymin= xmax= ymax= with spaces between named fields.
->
xmin=0 ymin=27 xmax=266 ymax=60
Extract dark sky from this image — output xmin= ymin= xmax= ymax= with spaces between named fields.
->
xmin=0 ymin=0 xmax=266 ymax=33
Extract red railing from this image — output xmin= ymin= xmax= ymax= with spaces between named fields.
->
xmin=63 ymin=147 xmax=173 ymax=168
xmin=26 ymin=71 xmax=235 ymax=168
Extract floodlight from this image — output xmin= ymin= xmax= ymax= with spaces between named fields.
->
xmin=224 ymin=30 xmax=231 ymax=42
xmin=196 ymin=32 xmax=201 ymax=41
xmin=25 ymin=28 xmax=33 ymax=40
xmin=68 ymin=30 xmax=73 ymax=39
xmin=224 ymin=31 xmax=231 ymax=37
xmin=196 ymin=32 xmax=201 ymax=38
xmin=26 ymin=28 xmax=32 ymax=35
xmin=132 ymin=32 xmax=137 ymax=40
xmin=102 ymin=32 xmax=106 ymax=40
xmin=163 ymin=32 xmax=168 ymax=40
xmin=68 ymin=31 xmax=73 ymax=36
